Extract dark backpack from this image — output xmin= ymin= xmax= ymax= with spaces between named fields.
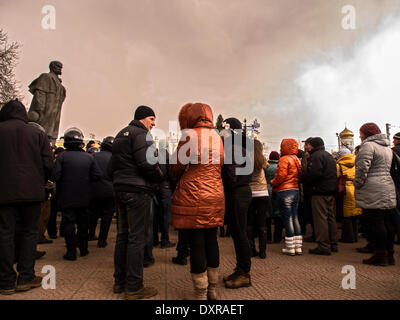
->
xmin=390 ymin=151 xmax=400 ymax=188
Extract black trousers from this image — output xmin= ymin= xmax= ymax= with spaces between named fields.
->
xmin=363 ymin=209 xmax=395 ymax=252
xmin=226 ymin=187 xmax=252 ymax=273
xmin=248 ymin=197 xmax=268 ymax=234
xmin=341 ymin=216 xmax=359 ymax=243
xmin=0 ymin=202 xmax=41 ymax=289
xmin=62 ymin=208 xmax=89 ymax=254
xmin=47 ymin=195 xmax=58 ymax=237
xmin=89 ymin=197 xmax=115 ymax=243
xmin=186 ymin=228 xmax=219 ymax=274
xmin=266 ymin=217 xmax=284 ymax=242
xmin=114 ymin=192 xmax=151 ymax=292
xmin=176 ymin=229 xmax=190 ymax=258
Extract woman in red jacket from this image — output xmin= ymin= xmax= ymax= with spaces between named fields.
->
xmin=171 ymin=102 xmax=225 ymax=300
xmin=271 ymin=139 xmax=302 ymax=256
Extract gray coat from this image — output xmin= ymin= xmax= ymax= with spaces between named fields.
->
xmin=354 ymin=134 xmax=397 ymax=209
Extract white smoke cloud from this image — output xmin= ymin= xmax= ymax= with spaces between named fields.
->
xmin=276 ymin=14 xmax=400 ymax=151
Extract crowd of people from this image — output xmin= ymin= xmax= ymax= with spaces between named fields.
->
xmin=0 ymin=99 xmax=399 ymax=300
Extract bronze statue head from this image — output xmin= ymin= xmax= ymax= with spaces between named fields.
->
xmin=49 ymin=61 xmax=63 ymax=75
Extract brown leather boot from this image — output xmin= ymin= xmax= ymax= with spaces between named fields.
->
xmin=15 ymin=276 xmax=43 ymax=292
xmin=224 ymin=270 xmax=251 ymax=289
xmin=223 ymin=268 xmax=239 ymax=283
xmin=362 ymin=250 xmax=389 ymax=266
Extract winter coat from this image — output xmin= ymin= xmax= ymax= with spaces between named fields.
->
xmin=52 ymin=149 xmax=103 ymax=210
xmin=264 ymin=160 xmax=280 ymax=218
xmin=91 ymin=150 xmax=114 ymax=199
xmin=249 ymin=157 xmax=269 ymax=194
xmin=171 ymin=103 xmax=225 ymax=229
xmin=109 ymin=120 xmax=164 ymax=194
xmin=336 ymin=154 xmax=362 ymax=217
xmin=0 ymin=101 xmax=53 ymax=204
xmin=271 ymin=139 xmax=301 ymax=192
xmin=354 ymin=134 xmax=397 ymax=210
xmin=303 ymin=146 xmax=337 ymax=196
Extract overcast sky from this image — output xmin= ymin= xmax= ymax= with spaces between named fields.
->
xmin=1 ymin=0 xmax=400 ymax=151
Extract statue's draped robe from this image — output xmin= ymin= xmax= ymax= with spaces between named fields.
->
xmin=28 ymin=72 xmax=66 ymax=140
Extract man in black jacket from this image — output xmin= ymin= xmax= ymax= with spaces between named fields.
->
xmin=89 ymin=136 xmax=115 ymax=248
xmin=109 ymin=105 xmax=163 ymax=300
xmin=52 ymin=127 xmax=103 ymax=260
xmin=302 ymin=137 xmax=338 ymax=255
xmin=0 ymin=100 xmax=53 ymax=295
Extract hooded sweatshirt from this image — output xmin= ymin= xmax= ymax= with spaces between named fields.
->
xmin=0 ymin=100 xmax=53 ymax=204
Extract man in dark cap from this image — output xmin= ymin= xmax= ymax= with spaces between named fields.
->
xmin=302 ymin=137 xmax=338 ymax=255
xmin=0 ymin=99 xmax=53 ymax=295
xmin=109 ymin=105 xmax=163 ymax=300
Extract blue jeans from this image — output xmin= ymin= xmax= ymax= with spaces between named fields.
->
xmin=159 ymin=188 xmax=172 ymax=246
xmin=277 ymin=189 xmax=301 ymax=237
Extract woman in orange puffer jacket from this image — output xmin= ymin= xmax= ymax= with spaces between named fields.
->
xmin=171 ymin=102 xmax=225 ymax=300
xmin=271 ymin=139 xmax=302 ymax=256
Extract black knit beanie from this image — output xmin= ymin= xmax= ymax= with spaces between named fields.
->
xmin=224 ymin=117 xmax=242 ymax=130
xmin=134 ymin=105 xmax=155 ymax=120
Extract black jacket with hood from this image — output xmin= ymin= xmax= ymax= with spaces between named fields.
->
xmin=0 ymin=100 xmax=53 ymax=204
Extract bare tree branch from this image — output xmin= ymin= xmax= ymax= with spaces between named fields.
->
xmin=0 ymin=29 xmax=23 ymax=104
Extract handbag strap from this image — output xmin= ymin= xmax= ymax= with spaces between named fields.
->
xmin=338 ymin=163 xmax=344 ymax=176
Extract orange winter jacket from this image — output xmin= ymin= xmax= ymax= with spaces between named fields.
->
xmin=170 ymin=103 xmax=225 ymax=229
xmin=270 ymin=139 xmax=301 ymax=192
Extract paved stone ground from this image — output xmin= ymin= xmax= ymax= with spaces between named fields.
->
xmin=1 ymin=220 xmax=400 ymax=300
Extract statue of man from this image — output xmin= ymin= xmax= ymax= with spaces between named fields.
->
xmin=28 ymin=61 xmax=66 ymax=143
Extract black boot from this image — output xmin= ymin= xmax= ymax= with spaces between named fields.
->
xmin=362 ymin=250 xmax=388 ymax=266
xmin=225 ymin=225 xmax=231 ymax=237
xmin=249 ymin=239 xmax=259 ymax=257
xmin=356 ymin=243 xmax=374 ymax=253
xmin=172 ymin=254 xmax=187 ymax=265
xmin=387 ymin=250 xmax=395 ymax=265
xmin=259 ymin=228 xmax=267 ymax=259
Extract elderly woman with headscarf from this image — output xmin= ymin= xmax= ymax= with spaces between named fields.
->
xmin=354 ymin=123 xmax=397 ymax=266
xmin=336 ymin=148 xmax=362 ymax=243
